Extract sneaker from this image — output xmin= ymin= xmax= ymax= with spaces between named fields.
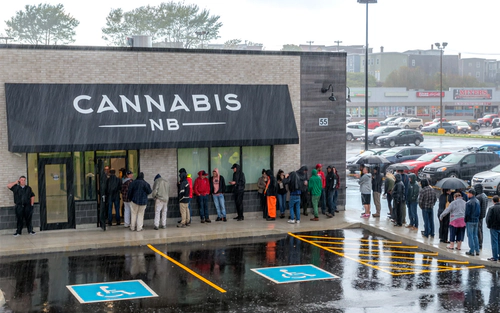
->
xmin=177 ymin=223 xmax=186 ymax=228
xmin=288 ymin=219 xmax=296 ymax=224
xmin=266 ymin=217 xmax=276 ymax=221
xmin=465 ymin=251 xmax=475 ymax=256
xmin=310 ymin=217 xmax=319 ymax=221
xmin=361 ymin=214 xmax=370 ymax=218
xmin=205 ymin=219 xmax=211 ymax=223
xmin=13 ymin=233 xmax=20 ymax=237
xmin=124 ymin=224 xmax=130 ymax=228
xmin=487 ymin=258 xmax=498 ymax=262
xmin=162 ymin=225 xmax=167 ymax=229
xmin=326 ymin=213 xmax=333 ymax=218
xmin=29 ymin=231 xmax=36 ymax=235
xmin=295 ymin=220 xmax=300 ymax=224
xmin=201 ymin=219 xmax=205 ymax=223
xmin=223 ymin=217 xmax=227 ymax=222
xmin=215 ymin=217 xmax=222 ymax=221
xmin=372 ymin=214 xmax=380 ymax=217
xmin=154 ymin=226 xmax=159 ymax=230
xmin=280 ymin=214 xmax=285 ymax=219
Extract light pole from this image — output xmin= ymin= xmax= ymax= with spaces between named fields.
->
xmin=195 ymin=31 xmax=209 ymax=48
xmin=358 ymin=0 xmax=377 ymax=151
xmin=306 ymin=41 xmax=314 ymax=51
xmin=435 ymin=42 xmax=447 ymax=132
xmin=334 ymin=40 xmax=342 ymax=51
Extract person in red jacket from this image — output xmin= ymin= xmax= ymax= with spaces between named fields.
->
xmin=316 ymin=164 xmax=327 ymax=215
xmin=194 ymin=170 xmax=211 ymax=223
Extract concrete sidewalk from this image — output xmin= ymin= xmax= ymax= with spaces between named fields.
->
xmin=0 ymin=209 xmax=498 ymax=268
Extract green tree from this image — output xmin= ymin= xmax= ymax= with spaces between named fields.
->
xmin=281 ymin=44 xmax=301 ymax=51
xmin=383 ymin=66 xmax=429 ymax=89
xmin=347 ymin=72 xmax=377 ymax=87
xmin=224 ymin=39 xmax=242 ymax=49
xmin=5 ymin=3 xmax=79 ymax=45
xmin=102 ymin=1 xmax=222 ymax=47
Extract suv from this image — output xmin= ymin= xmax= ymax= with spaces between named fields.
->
xmin=399 ymin=118 xmax=423 ymax=129
xmin=346 ymin=114 xmax=353 ymax=123
xmin=491 ymin=118 xmax=500 ymax=128
xmin=421 ymin=151 xmax=500 ymax=185
xmin=477 ymin=114 xmax=499 ymax=127
xmin=346 ymin=122 xmax=366 ymax=141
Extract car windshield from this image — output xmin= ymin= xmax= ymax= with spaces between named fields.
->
xmin=372 ymin=127 xmax=388 ymax=134
xmin=440 ymin=153 xmax=464 ymax=163
xmin=426 ymin=123 xmax=439 ymax=127
xmin=416 ymin=153 xmax=436 ymax=162
xmin=484 ymin=115 xmax=493 ymax=118
xmin=381 ymin=148 xmax=401 ymax=157
xmin=358 ymin=150 xmax=376 ymax=157
xmin=491 ymin=164 xmax=500 ymax=173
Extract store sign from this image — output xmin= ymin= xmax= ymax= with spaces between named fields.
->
xmin=416 ymin=92 xmax=444 ymax=97
xmin=5 ymin=84 xmax=299 ymax=152
xmin=453 ymin=89 xmax=492 ymax=100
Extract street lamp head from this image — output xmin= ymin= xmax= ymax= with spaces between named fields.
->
xmin=435 ymin=42 xmax=441 ymax=48
xmin=442 ymin=42 xmax=448 ymax=48
xmin=328 ymin=93 xmax=337 ymax=102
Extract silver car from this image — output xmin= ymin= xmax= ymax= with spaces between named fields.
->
xmin=472 ymin=164 xmax=500 ymax=195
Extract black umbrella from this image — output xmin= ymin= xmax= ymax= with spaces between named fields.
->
xmin=387 ymin=163 xmax=411 ymax=171
xmin=356 ymin=155 xmax=391 ymax=165
xmin=434 ymin=177 xmax=469 ymax=190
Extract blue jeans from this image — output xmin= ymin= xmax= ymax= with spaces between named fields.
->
xmin=490 ymin=228 xmax=500 ymax=260
xmin=198 ymin=195 xmax=209 ymax=219
xmin=421 ymin=208 xmax=434 ymax=237
xmin=327 ymin=189 xmax=338 ymax=214
xmin=289 ymin=195 xmax=301 ymax=221
xmin=466 ymin=222 xmax=480 ymax=254
xmin=408 ymin=201 xmax=418 ymax=228
xmin=277 ymin=193 xmax=287 ymax=215
xmin=108 ymin=195 xmax=121 ymax=224
xmin=212 ymin=194 xmax=226 ymax=218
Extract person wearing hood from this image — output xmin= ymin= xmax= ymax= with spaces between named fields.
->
xmin=229 ymin=163 xmax=246 ymax=221
xmin=283 ymin=166 xmax=306 ymax=224
xmin=308 ymin=169 xmax=323 ymax=221
xmin=151 ymin=173 xmax=169 ymax=230
xmin=210 ymin=168 xmax=226 ymax=222
xmin=178 ymin=168 xmax=193 ymax=224
xmin=384 ymin=172 xmax=395 ymax=219
xmin=257 ymin=169 xmax=268 ymax=219
xmin=326 ymin=166 xmax=340 ymax=217
xmin=177 ymin=172 xmax=190 ymax=228
xmin=465 ymin=188 xmax=481 ymax=256
xmin=440 ymin=192 xmax=466 ymax=250
xmin=106 ymin=168 xmax=122 ymax=226
xmin=265 ymin=169 xmax=277 ymax=221
xmin=371 ymin=167 xmax=383 ymax=218
xmin=315 ymin=164 xmax=327 ymax=215
xmin=406 ymin=173 xmax=420 ymax=230
xmin=475 ymin=183 xmax=488 ymax=250
xmin=392 ymin=173 xmax=406 ymax=226
xmin=418 ymin=178 xmax=438 ymax=238
xmin=438 ymin=189 xmax=453 ymax=243
xmin=194 ymin=170 xmax=211 ymax=223
xmin=296 ymin=166 xmax=309 ymax=216
xmin=127 ymin=172 xmax=152 ymax=232
xmin=121 ymin=170 xmax=134 ymax=228
xmin=356 ymin=166 xmax=372 ymax=218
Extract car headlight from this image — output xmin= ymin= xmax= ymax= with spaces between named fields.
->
xmin=437 ymin=167 xmax=447 ymax=172
xmin=484 ymin=178 xmax=496 ymax=183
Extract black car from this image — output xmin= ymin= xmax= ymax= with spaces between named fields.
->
xmin=458 ymin=120 xmax=480 ymax=131
xmin=375 ymin=129 xmax=424 ymax=147
xmin=421 ymin=151 xmax=500 ymax=185
xmin=366 ymin=126 xmax=401 ymax=144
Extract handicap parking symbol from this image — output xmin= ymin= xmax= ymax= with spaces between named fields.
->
xmin=251 ymin=264 xmax=338 ymax=284
xmin=67 ymin=280 xmax=158 ymax=303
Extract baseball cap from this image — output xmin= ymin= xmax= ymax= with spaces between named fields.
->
xmin=467 ymin=188 xmax=476 ymax=195
xmin=231 ymin=163 xmax=238 ymax=169
xmin=126 ymin=170 xmax=133 ymax=175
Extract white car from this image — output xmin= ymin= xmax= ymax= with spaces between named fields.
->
xmin=346 ymin=122 xmax=366 ymax=141
xmin=472 ymin=164 xmax=500 ymax=195
xmin=398 ymin=118 xmax=423 ymax=129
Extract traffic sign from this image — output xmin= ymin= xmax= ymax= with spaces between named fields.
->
xmin=67 ymin=280 xmax=158 ymax=303
xmin=251 ymin=264 xmax=338 ymax=284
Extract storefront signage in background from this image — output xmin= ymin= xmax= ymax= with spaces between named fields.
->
xmin=416 ymin=92 xmax=445 ymax=97
xmin=453 ymin=89 xmax=492 ymax=100
xmin=5 ymin=84 xmax=299 ymax=152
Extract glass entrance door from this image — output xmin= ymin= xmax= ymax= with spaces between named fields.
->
xmin=39 ymin=158 xmax=75 ymax=230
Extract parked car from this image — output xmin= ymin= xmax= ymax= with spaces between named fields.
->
xmin=346 ymin=122 xmax=366 ymax=141
xmin=472 ymin=164 xmax=500 ymax=195
xmin=421 ymin=151 xmax=500 ymax=185
xmin=477 ymin=114 xmax=499 ymax=127
xmin=379 ymin=116 xmax=398 ymax=126
xmin=457 ymin=120 xmax=480 ymax=131
xmin=380 ymin=146 xmax=432 ymax=173
xmin=375 ymin=129 xmax=424 ymax=147
xmin=346 ymin=114 xmax=352 ymax=123
xmin=366 ymin=126 xmax=402 ymax=144
xmin=399 ymin=118 xmax=423 ymax=129
xmin=398 ymin=151 xmax=452 ymax=177
xmin=478 ymin=144 xmax=500 ymax=156
xmin=492 ymin=128 xmax=500 ymax=136
xmin=491 ymin=118 xmax=500 ymax=128
xmin=346 ymin=148 xmax=388 ymax=173
xmin=450 ymin=121 xmax=472 ymax=133
xmin=388 ymin=117 xmax=408 ymax=126
xmin=364 ymin=119 xmax=380 ymax=129
xmin=391 ymin=112 xmax=407 ymax=117
xmin=421 ymin=122 xmax=458 ymax=133
xmin=424 ymin=118 xmax=447 ymax=127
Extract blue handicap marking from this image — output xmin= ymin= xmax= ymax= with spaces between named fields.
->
xmin=67 ymin=280 xmax=158 ymax=303
xmin=251 ymin=264 xmax=339 ymax=284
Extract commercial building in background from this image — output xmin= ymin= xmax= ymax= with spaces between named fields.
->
xmin=0 ymin=45 xmax=347 ymax=232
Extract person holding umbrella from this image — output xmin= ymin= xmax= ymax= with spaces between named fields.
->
xmin=439 ymin=192 xmax=466 ymax=250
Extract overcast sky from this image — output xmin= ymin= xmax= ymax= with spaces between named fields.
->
xmin=1 ymin=0 xmax=499 ymax=59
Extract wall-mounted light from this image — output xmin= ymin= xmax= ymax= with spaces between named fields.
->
xmin=320 ymin=84 xmax=336 ymax=101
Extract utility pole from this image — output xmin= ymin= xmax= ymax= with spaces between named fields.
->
xmin=334 ymin=40 xmax=342 ymax=51
xmin=306 ymin=41 xmax=314 ymax=51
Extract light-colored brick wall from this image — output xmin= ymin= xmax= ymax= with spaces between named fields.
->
xmin=0 ymin=47 xmax=301 ymax=207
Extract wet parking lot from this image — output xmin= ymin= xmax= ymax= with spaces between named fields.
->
xmin=1 ymin=228 xmax=499 ymax=313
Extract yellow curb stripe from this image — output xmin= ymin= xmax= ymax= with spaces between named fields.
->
xmin=148 ymin=244 xmax=227 ymax=293
xmin=297 ymin=235 xmax=401 ymax=243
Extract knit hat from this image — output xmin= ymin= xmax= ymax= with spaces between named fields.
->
xmin=315 ymin=163 xmax=322 ymax=169
xmin=154 ymin=174 xmax=161 ymax=180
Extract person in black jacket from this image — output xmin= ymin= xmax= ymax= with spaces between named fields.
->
xmin=178 ymin=172 xmax=191 ymax=228
xmin=7 ymin=176 xmax=35 ymax=236
xmin=371 ymin=167 xmax=383 ymax=218
xmin=326 ymin=166 xmax=340 ymax=218
xmin=265 ymin=169 xmax=277 ymax=221
xmin=486 ymin=195 xmax=500 ymax=261
xmin=475 ymin=184 xmax=489 ymax=249
xmin=437 ymin=189 xmax=453 ymax=243
xmin=276 ymin=169 xmax=288 ymax=219
xmin=392 ymin=174 xmax=406 ymax=227
xmin=229 ymin=163 xmax=246 ymax=221
xmin=106 ymin=169 xmax=122 ymax=226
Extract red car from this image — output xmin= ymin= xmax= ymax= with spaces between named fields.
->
xmin=398 ymin=152 xmax=451 ymax=176
xmin=424 ymin=118 xmax=446 ymax=127
xmin=477 ymin=114 xmax=499 ymax=127
xmin=365 ymin=119 xmax=380 ymax=129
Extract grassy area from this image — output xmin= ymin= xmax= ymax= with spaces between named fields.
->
xmin=422 ymin=132 xmax=500 ymax=140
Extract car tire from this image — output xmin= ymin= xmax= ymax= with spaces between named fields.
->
xmin=414 ymin=138 xmax=421 ymax=146
xmin=418 ymin=125 xmax=423 ymax=130
xmin=449 ymin=128 xmax=456 ymax=134
xmin=417 ymin=169 xmax=423 ymax=177
xmin=405 ymin=125 xmax=409 ymax=129
xmin=474 ymin=126 xmax=479 ymax=131
xmin=389 ymin=140 xmax=396 ymax=147
xmin=447 ymin=172 xmax=458 ymax=178
xmin=486 ymin=122 xmax=491 ymax=127
xmin=346 ymin=133 xmax=353 ymax=141
xmin=497 ymin=184 xmax=500 ymax=196
xmin=431 ymin=128 xmax=437 ymax=133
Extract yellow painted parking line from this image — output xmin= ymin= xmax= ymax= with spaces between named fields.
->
xmin=298 ymin=235 xmax=401 ymax=244
xmin=312 ymin=241 xmax=419 ymax=249
xmin=324 ymin=246 xmax=439 ymax=256
xmin=148 ymin=244 xmax=227 ymax=293
xmin=437 ymin=259 xmax=470 ymax=264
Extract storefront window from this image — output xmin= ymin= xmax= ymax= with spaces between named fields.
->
xmin=73 ymin=152 xmax=84 ymax=201
xmin=127 ymin=150 xmax=139 ymax=178
xmin=178 ymin=148 xmax=209 ymax=180
xmin=210 ymin=147 xmax=239 ymax=185
xmin=84 ymin=151 xmax=96 ymax=200
xmin=242 ymin=146 xmax=271 ymax=190
xmin=27 ymin=153 xmax=39 ymax=203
